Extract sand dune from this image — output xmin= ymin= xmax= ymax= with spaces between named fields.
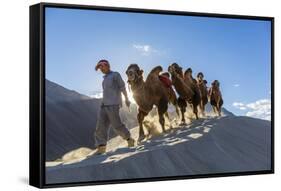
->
xmin=45 ymin=79 xmax=138 ymax=161
xmin=45 ymin=79 xmax=232 ymax=161
xmin=45 ymin=80 xmax=270 ymax=184
xmin=46 ymin=115 xmax=271 ymax=184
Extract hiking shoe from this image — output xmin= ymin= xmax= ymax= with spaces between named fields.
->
xmin=94 ymin=145 xmax=106 ymax=155
xmin=127 ymin=138 xmax=135 ymax=147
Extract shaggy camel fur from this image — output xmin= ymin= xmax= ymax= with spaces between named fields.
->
xmin=168 ymin=63 xmax=200 ymax=123
xmin=209 ymin=80 xmax=223 ymax=116
xmin=126 ymin=64 xmax=178 ymax=142
xmin=183 ymin=68 xmax=201 ymax=119
xmin=196 ymin=72 xmax=208 ymax=116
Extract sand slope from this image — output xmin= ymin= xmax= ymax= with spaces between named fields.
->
xmin=45 ymin=79 xmax=138 ymax=160
xmin=46 ymin=116 xmax=271 ymax=184
xmin=45 ymin=79 xmax=232 ymax=161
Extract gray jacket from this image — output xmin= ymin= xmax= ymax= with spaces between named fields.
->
xmin=101 ymin=71 xmax=126 ymax=106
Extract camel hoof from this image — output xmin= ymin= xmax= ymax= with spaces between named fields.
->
xmin=179 ymin=122 xmax=187 ymax=126
xmin=138 ymin=134 xmax=146 ymax=143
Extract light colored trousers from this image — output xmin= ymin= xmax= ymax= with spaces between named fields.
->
xmin=95 ymin=105 xmax=130 ymax=146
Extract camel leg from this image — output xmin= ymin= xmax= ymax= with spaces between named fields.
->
xmin=193 ymin=103 xmax=199 ymax=119
xmin=137 ymin=110 xmax=147 ymax=142
xmin=165 ymin=112 xmax=173 ymax=130
xmin=158 ymin=99 xmax=168 ymax=133
xmin=202 ymin=104 xmax=206 ymax=117
xmin=217 ymin=105 xmax=221 ymax=116
xmin=165 ymin=112 xmax=170 ymax=120
xmin=203 ymin=97 xmax=208 ymax=117
xmin=198 ymin=101 xmax=203 ymax=117
xmin=200 ymin=101 xmax=204 ymax=116
xmin=215 ymin=97 xmax=223 ymax=116
xmin=180 ymin=106 xmax=186 ymax=124
xmin=177 ymin=97 xmax=187 ymax=124
xmin=212 ymin=105 xmax=217 ymax=115
xmin=159 ymin=113 xmax=166 ymax=133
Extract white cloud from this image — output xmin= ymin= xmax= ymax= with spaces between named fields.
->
xmin=90 ymin=92 xmax=103 ymax=99
xmin=232 ymin=99 xmax=271 ymax=121
xmin=233 ymin=102 xmax=244 ymax=107
xmin=245 ymin=99 xmax=271 ymax=120
xmin=239 ymin=106 xmax=247 ymax=110
xmin=233 ymin=84 xmax=240 ymax=87
xmin=232 ymin=102 xmax=246 ymax=110
xmin=132 ymin=44 xmax=162 ymax=56
xmin=246 ymin=99 xmax=270 ymax=110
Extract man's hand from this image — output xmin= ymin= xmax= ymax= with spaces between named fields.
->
xmin=125 ymin=98 xmax=131 ymax=108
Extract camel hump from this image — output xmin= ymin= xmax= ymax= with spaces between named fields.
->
xmin=149 ymin=66 xmax=163 ymax=76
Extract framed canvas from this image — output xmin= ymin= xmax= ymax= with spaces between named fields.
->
xmin=29 ymin=2 xmax=274 ymax=188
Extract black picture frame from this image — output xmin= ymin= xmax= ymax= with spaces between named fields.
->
xmin=29 ymin=2 xmax=274 ymax=189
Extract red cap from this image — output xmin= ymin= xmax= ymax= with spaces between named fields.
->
xmin=95 ymin=59 xmax=110 ymax=71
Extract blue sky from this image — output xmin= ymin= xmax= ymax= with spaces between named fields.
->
xmin=45 ymin=7 xmax=272 ymax=119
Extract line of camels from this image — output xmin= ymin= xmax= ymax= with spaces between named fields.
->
xmin=126 ymin=63 xmax=223 ymax=142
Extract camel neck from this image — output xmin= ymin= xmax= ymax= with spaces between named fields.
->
xmin=185 ymin=75 xmax=193 ymax=81
xmin=130 ymin=79 xmax=145 ymax=92
xmin=172 ymin=73 xmax=183 ymax=83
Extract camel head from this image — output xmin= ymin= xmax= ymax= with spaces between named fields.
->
xmin=184 ymin=68 xmax=193 ymax=79
xmin=126 ymin=64 xmax=144 ymax=85
xmin=211 ymin=80 xmax=220 ymax=89
xmin=168 ymin=63 xmax=183 ymax=77
xmin=197 ymin=72 xmax=204 ymax=81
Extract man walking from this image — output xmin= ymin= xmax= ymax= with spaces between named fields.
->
xmin=94 ymin=59 xmax=135 ymax=155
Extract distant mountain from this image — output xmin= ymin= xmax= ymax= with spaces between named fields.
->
xmin=205 ymin=103 xmax=234 ymax=116
xmin=46 ymin=79 xmax=89 ymax=104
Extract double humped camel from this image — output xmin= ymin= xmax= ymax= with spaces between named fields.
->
xmin=196 ymin=72 xmax=208 ymax=116
xmin=126 ymin=64 xmax=178 ymax=142
xmin=209 ymin=80 xmax=224 ymax=116
xmin=168 ymin=63 xmax=201 ymax=123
